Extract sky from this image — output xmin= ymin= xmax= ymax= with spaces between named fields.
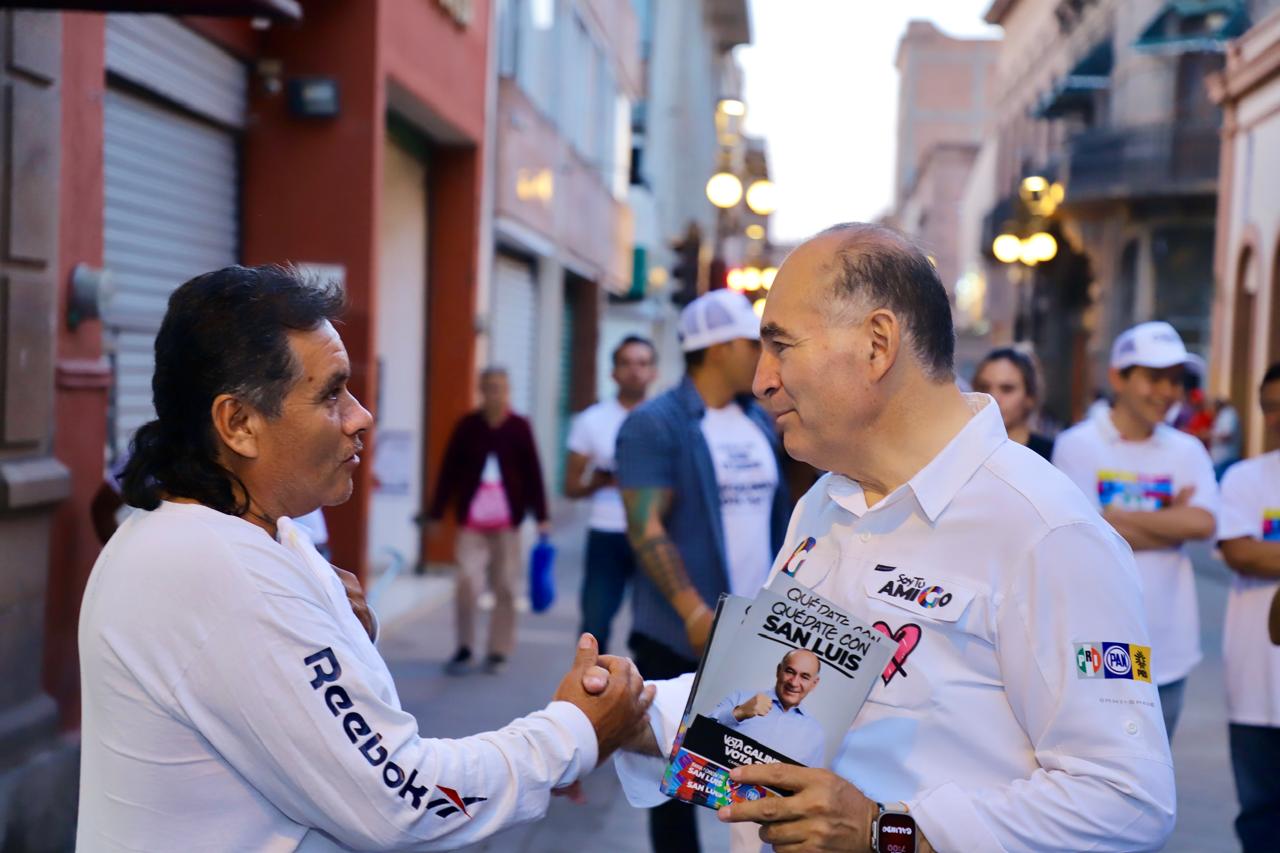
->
xmin=738 ymin=0 xmax=1001 ymax=243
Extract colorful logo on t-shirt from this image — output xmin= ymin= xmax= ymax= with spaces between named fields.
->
xmin=1097 ymin=470 xmax=1173 ymax=511
xmin=1263 ymin=509 xmax=1280 ymax=542
xmin=1074 ymin=642 xmax=1152 ymax=682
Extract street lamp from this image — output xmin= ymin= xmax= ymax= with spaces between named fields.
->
xmin=1023 ymin=231 xmax=1058 ymax=264
xmin=706 ymin=171 xmax=744 ymax=209
xmin=717 ymin=98 xmax=746 ymax=117
xmin=992 ymin=234 xmax=1023 ymax=264
xmin=744 ymin=179 xmax=777 ymax=216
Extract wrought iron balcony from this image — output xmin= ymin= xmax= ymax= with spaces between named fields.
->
xmin=1064 ymin=120 xmax=1220 ymax=202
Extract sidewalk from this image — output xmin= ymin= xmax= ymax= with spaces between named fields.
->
xmin=377 ymin=502 xmax=730 ymax=852
xmin=1164 ymin=541 xmax=1238 ymax=852
xmin=377 ymin=515 xmax=1244 ymax=852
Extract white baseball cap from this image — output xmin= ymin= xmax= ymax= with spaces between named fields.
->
xmin=678 ymin=289 xmax=760 ymax=353
xmin=1110 ymin=321 xmax=1200 ymax=373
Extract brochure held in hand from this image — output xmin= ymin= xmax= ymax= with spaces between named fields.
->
xmin=659 ymin=571 xmax=894 ymax=810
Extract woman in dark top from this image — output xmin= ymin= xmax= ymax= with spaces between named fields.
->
xmin=972 ymin=347 xmax=1055 ymax=460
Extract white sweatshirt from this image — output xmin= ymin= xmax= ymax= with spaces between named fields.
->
xmin=77 ymin=502 xmax=596 ymax=851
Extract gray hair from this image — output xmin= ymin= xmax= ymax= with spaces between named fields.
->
xmin=818 ymin=223 xmax=956 ymax=382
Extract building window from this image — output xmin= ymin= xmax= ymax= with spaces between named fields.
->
xmin=499 ymin=0 xmax=522 ymax=78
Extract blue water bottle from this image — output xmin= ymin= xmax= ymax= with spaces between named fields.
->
xmin=529 ymin=534 xmax=556 ymax=613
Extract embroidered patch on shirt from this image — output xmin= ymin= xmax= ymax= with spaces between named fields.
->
xmin=1263 ymin=509 xmax=1280 ymax=542
xmin=780 ymin=537 xmax=817 ymax=576
xmin=864 ymin=573 xmax=975 ymax=623
xmin=1075 ymin=642 xmax=1152 ymax=682
xmin=1096 ymin=470 xmax=1173 ymax=511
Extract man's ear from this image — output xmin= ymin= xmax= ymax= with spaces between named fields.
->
xmin=210 ymin=393 xmax=262 ymax=460
xmin=1107 ymin=367 xmax=1125 ymax=396
xmin=865 ymin=307 xmax=901 ymax=382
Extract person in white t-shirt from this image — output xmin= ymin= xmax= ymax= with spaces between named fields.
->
xmin=1053 ymin=320 xmax=1218 ymax=740
xmin=564 ymin=335 xmax=658 ymax=653
xmin=1217 ymin=362 xmax=1280 ymax=852
xmin=77 ymin=264 xmax=652 ymax=851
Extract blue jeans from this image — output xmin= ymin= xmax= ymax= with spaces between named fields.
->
xmin=1158 ymin=678 xmax=1187 ymax=741
xmin=578 ymin=529 xmax=636 ymax=654
xmin=1230 ymin=723 xmax=1280 ymax=852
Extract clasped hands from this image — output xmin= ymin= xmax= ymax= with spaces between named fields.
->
xmin=566 ymin=642 xmax=884 ymax=853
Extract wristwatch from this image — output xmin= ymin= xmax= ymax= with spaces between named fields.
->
xmin=871 ymin=801 xmax=918 ymax=853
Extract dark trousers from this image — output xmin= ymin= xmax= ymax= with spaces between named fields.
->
xmin=630 ymin=631 xmax=701 ymax=853
xmin=578 ymin=529 xmax=635 ymax=654
xmin=1230 ymin=723 xmax=1280 ymax=851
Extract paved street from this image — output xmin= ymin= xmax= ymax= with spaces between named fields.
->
xmin=380 ymin=510 xmax=1244 ymax=853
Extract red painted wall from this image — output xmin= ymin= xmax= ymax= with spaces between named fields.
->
xmin=240 ymin=1 xmax=383 ymax=578
xmin=46 ymin=11 xmax=107 ymax=729
xmin=380 ymin=0 xmax=491 ymax=566
xmin=383 ymin=0 xmax=489 ymax=144
xmin=241 ymin=0 xmax=490 ymax=575
xmin=41 ymin=0 xmax=492 ymax=734
xmin=423 ymin=147 xmax=483 ymax=564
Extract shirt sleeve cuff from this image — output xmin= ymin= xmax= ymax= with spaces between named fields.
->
xmin=543 ymin=700 xmax=599 ymax=783
xmin=614 ymin=712 xmax=672 ymax=808
xmin=909 ymin=781 xmax=1003 ymax=853
xmin=1217 ymin=525 xmax=1257 ymax=542
xmin=613 ymin=673 xmax=695 ymax=809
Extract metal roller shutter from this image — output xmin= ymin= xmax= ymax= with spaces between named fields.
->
xmin=101 ymin=20 xmax=243 ymax=460
xmin=490 ymin=254 xmax=540 ymax=419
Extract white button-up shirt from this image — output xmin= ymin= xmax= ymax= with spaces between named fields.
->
xmin=617 ymin=395 xmax=1175 ymax=852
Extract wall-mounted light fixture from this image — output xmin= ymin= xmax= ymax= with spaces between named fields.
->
xmin=287 ymin=77 xmax=341 ymax=118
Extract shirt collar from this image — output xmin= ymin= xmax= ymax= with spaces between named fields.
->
xmin=1093 ymin=407 xmax=1122 ymax=443
xmin=676 ymin=375 xmax=707 ymax=418
xmin=771 ymin=692 xmax=808 ymax=715
xmin=1092 ymin=406 xmax=1165 ymax=446
xmin=825 ymin=393 xmax=1008 ymax=523
xmin=676 ymin=374 xmax=758 ymax=419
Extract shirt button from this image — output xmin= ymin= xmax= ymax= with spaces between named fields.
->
xmin=1125 ymin=721 xmax=1139 ymax=736
xmin=860 ymin=532 xmax=872 ymax=543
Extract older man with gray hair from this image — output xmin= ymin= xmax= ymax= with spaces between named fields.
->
xmin=613 ymin=224 xmax=1176 ymax=853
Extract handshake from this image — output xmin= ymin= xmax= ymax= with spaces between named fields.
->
xmin=551 ymin=633 xmax=660 ymax=764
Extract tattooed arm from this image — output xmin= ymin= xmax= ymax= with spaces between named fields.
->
xmin=622 ymin=487 xmax=714 ymax=655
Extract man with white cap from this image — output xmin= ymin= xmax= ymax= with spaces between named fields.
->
xmin=1053 ymin=320 xmax=1218 ymax=738
xmin=615 ymin=288 xmax=791 ymax=852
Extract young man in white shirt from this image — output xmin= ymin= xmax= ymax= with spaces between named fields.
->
xmin=1053 ymin=321 xmax=1218 ymax=739
xmin=78 ymin=264 xmax=652 ymax=851
xmin=609 ymin=225 xmax=1174 ymax=852
xmin=564 ymin=335 xmax=658 ymax=653
xmin=1217 ymin=362 xmax=1280 ymax=852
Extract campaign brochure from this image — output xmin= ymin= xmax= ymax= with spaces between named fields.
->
xmin=660 ymin=573 xmax=894 ymax=810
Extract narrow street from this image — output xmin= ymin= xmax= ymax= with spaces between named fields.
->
xmin=380 ymin=511 xmax=1243 ymax=853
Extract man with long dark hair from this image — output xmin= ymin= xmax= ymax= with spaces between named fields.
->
xmin=77 ymin=264 xmax=652 ymax=851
